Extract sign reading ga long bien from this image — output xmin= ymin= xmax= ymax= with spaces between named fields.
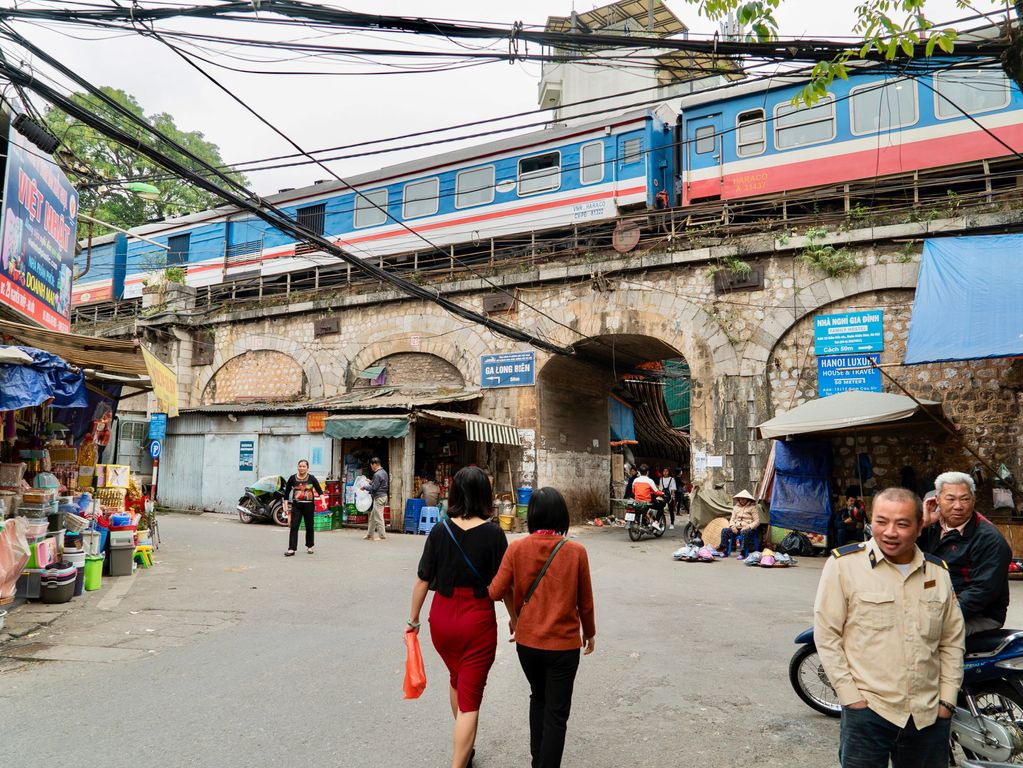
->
xmin=814 ymin=311 xmax=884 ymax=355
xmin=481 ymin=352 xmax=535 ymax=389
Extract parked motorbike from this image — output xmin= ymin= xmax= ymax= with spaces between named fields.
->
xmin=237 ymin=475 xmax=288 ymax=527
xmin=790 ymin=628 xmax=1023 ymax=763
xmin=625 ymin=498 xmax=668 ymax=542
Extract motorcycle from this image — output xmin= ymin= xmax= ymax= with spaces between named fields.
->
xmin=625 ymin=497 xmax=668 ymax=542
xmin=790 ymin=628 xmax=1023 ymax=763
xmin=237 ymin=475 xmax=289 ymax=526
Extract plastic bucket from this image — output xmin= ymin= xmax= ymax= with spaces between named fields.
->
xmin=72 ymin=567 xmax=85 ymax=597
xmin=515 ymin=487 xmax=533 ymax=506
xmin=516 ymin=504 xmax=529 ymax=518
xmin=498 ymin=514 xmax=514 ymax=531
xmin=83 ymin=554 xmax=104 ymax=591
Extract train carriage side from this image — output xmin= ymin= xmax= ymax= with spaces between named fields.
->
xmin=679 ymin=63 xmax=1023 ymax=206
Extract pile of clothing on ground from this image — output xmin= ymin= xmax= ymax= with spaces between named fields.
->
xmin=671 ymin=538 xmax=797 ymax=567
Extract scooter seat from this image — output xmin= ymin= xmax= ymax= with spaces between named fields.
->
xmin=965 ymin=628 xmax=1023 ymax=657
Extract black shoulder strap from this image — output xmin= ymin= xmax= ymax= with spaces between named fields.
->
xmin=523 ymin=538 xmax=567 ymax=606
xmin=442 ymin=519 xmax=483 ymax=582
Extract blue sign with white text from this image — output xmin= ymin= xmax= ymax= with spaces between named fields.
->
xmin=148 ymin=413 xmax=167 ymax=441
xmin=814 ymin=311 xmax=884 ymax=355
xmin=817 ymin=354 xmax=882 ymax=398
xmin=481 ymin=352 xmax=535 ymax=389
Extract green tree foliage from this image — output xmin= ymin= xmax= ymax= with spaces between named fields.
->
xmin=44 ymin=86 xmax=246 ymax=234
xmin=693 ymin=0 xmax=996 ymax=104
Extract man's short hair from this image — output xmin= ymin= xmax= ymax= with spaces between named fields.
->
xmin=369 ymin=457 xmax=382 ymax=466
xmin=934 ymin=471 xmax=976 ymax=498
xmin=639 ymin=464 xmax=649 ymax=475
xmin=873 ymin=487 xmax=923 ymax=522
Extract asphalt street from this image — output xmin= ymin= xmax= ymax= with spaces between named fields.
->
xmin=4 ymin=514 xmax=1023 ymax=767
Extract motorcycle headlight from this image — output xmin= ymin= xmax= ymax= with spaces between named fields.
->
xmin=995 ymin=657 xmax=1023 ymax=671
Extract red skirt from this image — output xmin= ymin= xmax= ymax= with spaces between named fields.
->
xmin=429 ymin=587 xmax=497 ymax=712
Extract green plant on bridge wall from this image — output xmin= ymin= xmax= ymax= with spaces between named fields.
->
xmin=704 ymin=254 xmax=752 ymax=280
xmin=164 ymin=266 xmax=187 ymax=284
xmin=797 ymin=227 xmax=860 ymax=277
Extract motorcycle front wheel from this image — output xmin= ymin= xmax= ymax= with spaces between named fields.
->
xmin=789 ymin=644 xmax=841 ymax=718
xmin=958 ymin=681 xmax=1023 ymax=763
xmin=272 ymin=501 xmax=289 ymax=527
xmin=238 ymin=498 xmax=256 ymax=524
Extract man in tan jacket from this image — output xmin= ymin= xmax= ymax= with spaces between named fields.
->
xmin=814 ymin=487 xmax=964 ymax=768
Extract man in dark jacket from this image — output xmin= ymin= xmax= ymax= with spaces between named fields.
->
xmin=919 ymin=471 xmax=1012 ymax=635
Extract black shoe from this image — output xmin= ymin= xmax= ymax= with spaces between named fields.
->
xmin=467 ymin=748 xmax=475 ymax=768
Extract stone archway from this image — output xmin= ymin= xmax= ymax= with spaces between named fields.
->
xmin=356 ymin=352 xmax=465 ymax=389
xmin=201 ymin=350 xmax=307 ymax=404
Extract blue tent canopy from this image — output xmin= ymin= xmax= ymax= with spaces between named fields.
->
xmin=608 ymin=396 xmax=636 ymax=443
xmin=769 ymin=440 xmax=833 ymax=536
xmin=0 ymin=346 xmax=87 ymax=411
xmin=906 ymin=236 xmax=1023 ymax=364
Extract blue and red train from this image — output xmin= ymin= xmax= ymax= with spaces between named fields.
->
xmin=73 ymin=60 xmax=1023 ymax=307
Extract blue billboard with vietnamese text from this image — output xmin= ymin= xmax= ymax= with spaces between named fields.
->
xmin=0 ymin=124 xmax=77 ymax=332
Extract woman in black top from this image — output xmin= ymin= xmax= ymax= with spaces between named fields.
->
xmin=408 ymin=466 xmax=512 ymax=768
xmin=284 ymin=459 xmax=323 ymax=556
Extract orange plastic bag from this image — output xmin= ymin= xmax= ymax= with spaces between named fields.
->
xmin=403 ymin=630 xmax=427 ymax=699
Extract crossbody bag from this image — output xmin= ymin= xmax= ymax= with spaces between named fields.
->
xmin=522 ymin=537 xmax=567 ymax=607
xmin=442 ymin=518 xmax=483 ymax=582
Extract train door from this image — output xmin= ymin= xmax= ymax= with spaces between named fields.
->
xmin=615 ymin=132 xmax=647 ymax=207
xmin=685 ymin=113 xmax=723 ymax=203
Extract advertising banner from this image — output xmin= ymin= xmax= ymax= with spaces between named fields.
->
xmin=0 ymin=126 xmax=77 ymax=332
xmin=141 ymin=346 xmax=179 ymax=418
xmin=813 ymin=311 xmax=884 ymax=355
xmin=817 ymin=353 xmax=882 ymax=398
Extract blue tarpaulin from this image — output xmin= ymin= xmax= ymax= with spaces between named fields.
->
xmin=769 ymin=440 xmax=833 ymax=535
xmin=906 ymin=236 xmax=1023 ymax=364
xmin=0 ymin=346 xmax=86 ymax=411
xmin=608 ymin=396 xmax=636 ymax=443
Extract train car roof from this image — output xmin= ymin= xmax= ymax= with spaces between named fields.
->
xmin=80 ymin=104 xmax=673 ymax=247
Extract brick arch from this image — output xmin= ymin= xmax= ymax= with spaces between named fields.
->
xmin=751 ymin=261 xmax=919 ymax=364
xmin=348 ymin=316 xmax=489 ymax=389
xmin=193 ymin=332 xmax=325 ymax=404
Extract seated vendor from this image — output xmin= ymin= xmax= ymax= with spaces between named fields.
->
xmin=834 ymin=495 xmax=866 ymax=546
xmin=719 ymin=490 xmax=759 ymax=555
xmin=419 ymin=478 xmax=440 ymax=507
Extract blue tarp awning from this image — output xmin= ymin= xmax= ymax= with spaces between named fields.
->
xmin=0 ymin=346 xmax=86 ymax=411
xmin=906 ymin=236 xmax=1023 ymax=364
xmin=608 ymin=396 xmax=636 ymax=443
xmin=769 ymin=440 xmax=833 ymax=536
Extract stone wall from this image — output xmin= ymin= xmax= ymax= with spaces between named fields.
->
xmin=203 ymin=349 xmax=307 ymax=403
xmin=766 ymin=288 xmax=1023 ymax=505
xmin=359 ymin=352 xmax=464 ymax=388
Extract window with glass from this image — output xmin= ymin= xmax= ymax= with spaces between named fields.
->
xmin=622 ymin=137 xmax=643 ymax=165
xmin=774 ymin=96 xmax=836 ymax=150
xmin=850 ymin=79 xmax=918 ymax=135
xmin=455 ymin=166 xmax=495 ymax=208
xmin=402 ymin=178 xmax=439 ymax=219
xmin=736 ymin=110 xmax=766 ymax=156
xmin=518 ymin=152 xmax=561 ymax=196
xmin=296 ymin=202 xmax=326 ymax=235
xmin=353 ymin=189 xmax=387 ymax=228
xmin=934 ymin=68 xmax=1010 ymax=120
xmin=579 ymin=141 xmax=604 ymax=185
xmin=694 ymin=126 xmax=716 ymax=154
xmin=166 ymin=233 xmax=190 ymax=266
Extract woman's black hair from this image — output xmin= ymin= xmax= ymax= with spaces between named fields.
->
xmin=526 ymin=487 xmax=570 ymax=534
xmin=297 ymin=459 xmax=309 ymax=468
xmin=447 ymin=467 xmax=493 ymax=520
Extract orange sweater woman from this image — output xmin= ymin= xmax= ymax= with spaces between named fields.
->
xmin=489 ymin=487 xmax=596 ymax=768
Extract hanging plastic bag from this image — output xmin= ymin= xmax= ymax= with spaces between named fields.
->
xmin=403 ymin=629 xmax=427 ymax=700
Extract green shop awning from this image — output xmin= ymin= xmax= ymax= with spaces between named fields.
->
xmin=323 ymin=415 xmax=409 ymax=439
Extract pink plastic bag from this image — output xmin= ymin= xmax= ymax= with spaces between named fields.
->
xmin=0 ymin=518 xmax=31 ymax=601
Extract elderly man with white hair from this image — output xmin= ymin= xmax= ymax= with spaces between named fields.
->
xmin=919 ymin=471 xmax=1012 ymax=635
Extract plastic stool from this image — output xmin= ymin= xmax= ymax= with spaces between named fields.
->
xmin=404 ymin=499 xmax=424 ymax=534
xmin=418 ymin=506 xmax=440 ymax=535
xmin=133 ymin=545 xmax=154 ymax=569
xmin=724 ymin=528 xmax=760 ymax=559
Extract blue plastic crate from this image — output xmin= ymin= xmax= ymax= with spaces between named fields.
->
xmin=404 ymin=499 xmax=424 ymax=534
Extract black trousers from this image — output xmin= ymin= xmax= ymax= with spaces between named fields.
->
xmin=516 ymin=644 xmax=581 ymax=768
xmin=288 ymin=502 xmax=315 ymax=551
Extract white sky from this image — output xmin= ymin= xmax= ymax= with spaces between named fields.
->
xmin=1 ymin=0 xmax=995 ymax=194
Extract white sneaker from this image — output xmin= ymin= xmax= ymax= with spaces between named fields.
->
xmin=669 ymin=524 xmax=675 ymax=530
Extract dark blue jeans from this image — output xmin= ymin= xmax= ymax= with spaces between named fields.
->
xmin=839 ymin=706 xmax=951 ymax=768
xmin=719 ymin=527 xmax=755 ymax=555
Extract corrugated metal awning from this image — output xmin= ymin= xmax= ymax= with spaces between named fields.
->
xmin=0 ymin=317 xmax=147 ymax=375
xmin=323 ymin=415 xmax=410 ymax=439
xmin=184 ymin=388 xmax=482 ymax=415
xmin=418 ymin=409 xmax=521 ymax=447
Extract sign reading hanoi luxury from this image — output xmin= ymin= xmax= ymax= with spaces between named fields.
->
xmin=817 ymin=354 xmax=882 ymax=398
xmin=481 ymin=352 xmax=535 ymax=388
xmin=813 ymin=311 xmax=884 ymax=355
xmin=0 ymin=125 xmax=78 ymax=332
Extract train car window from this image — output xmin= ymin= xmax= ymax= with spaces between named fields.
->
xmin=296 ymin=203 xmax=326 ymax=236
xmin=166 ymin=233 xmax=190 ymax=266
xmin=736 ymin=110 xmax=766 ymax=156
xmin=694 ymin=126 xmax=716 ymax=154
xmin=579 ymin=142 xmax=604 ymax=184
xmin=934 ymin=69 xmax=1010 ymax=120
xmin=354 ymin=189 xmax=388 ymax=228
xmin=403 ymin=178 xmax=440 ymax=219
xmin=518 ymin=151 xmax=561 ymax=196
xmin=622 ymin=137 xmax=643 ymax=164
xmin=455 ymin=166 xmax=495 ymax=208
xmin=774 ymin=96 xmax=835 ymax=150
xmin=850 ymin=79 xmax=918 ymax=135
